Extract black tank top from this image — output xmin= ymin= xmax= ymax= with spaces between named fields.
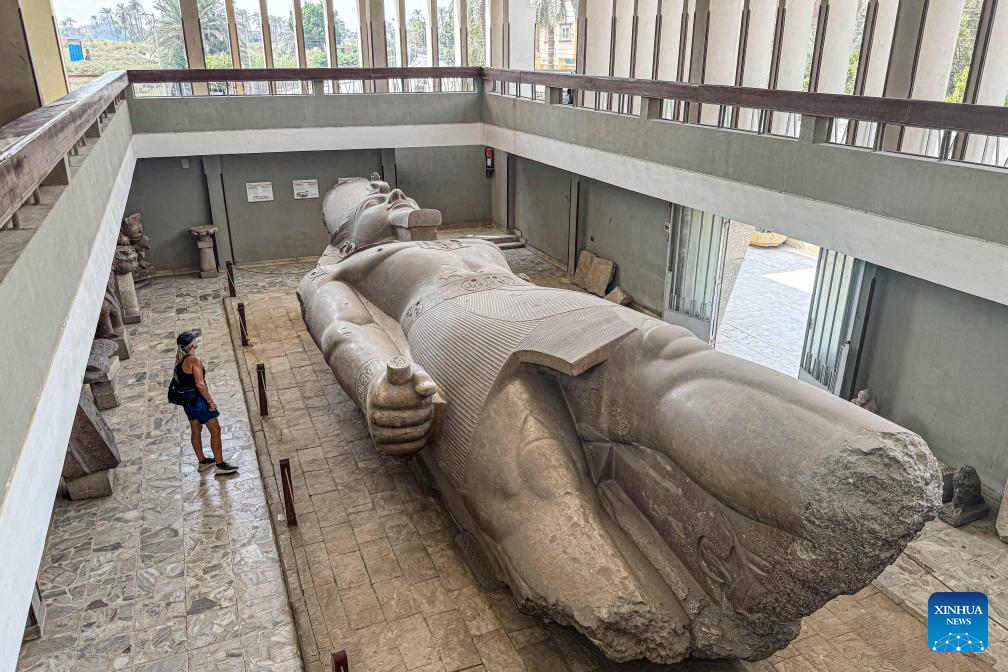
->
xmin=175 ymin=356 xmax=205 ymax=387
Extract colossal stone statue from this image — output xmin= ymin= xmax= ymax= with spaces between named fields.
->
xmin=298 ymin=178 xmax=941 ymax=663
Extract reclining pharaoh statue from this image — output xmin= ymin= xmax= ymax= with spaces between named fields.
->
xmin=297 ymin=177 xmax=941 ymax=663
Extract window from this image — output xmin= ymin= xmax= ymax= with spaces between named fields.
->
xmin=232 ymin=0 xmax=266 ymax=67
xmin=53 ymin=0 xmax=187 ymax=90
xmin=559 ymin=23 xmax=570 ymax=41
xmin=437 ymin=0 xmax=458 ymax=65
xmin=466 ymin=0 xmax=485 ymax=66
xmin=302 ymin=0 xmax=330 ymax=66
xmin=332 ymin=0 xmax=362 ymax=66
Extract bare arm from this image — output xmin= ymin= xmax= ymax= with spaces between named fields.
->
xmin=299 ymin=274 xmax=438 ymax=455
xmin=186 ymin=356 xmax=216 ymax=410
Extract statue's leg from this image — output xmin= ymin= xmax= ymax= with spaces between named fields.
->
xmin=558 ymin=310 xmax=940 ymax=630
xmin=460 ymin=363 xmax=690 ymax=664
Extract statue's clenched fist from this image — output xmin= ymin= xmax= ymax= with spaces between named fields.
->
xmin=364 ymin=356 xmax=438 ymax=456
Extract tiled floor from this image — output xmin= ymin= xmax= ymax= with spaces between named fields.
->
xmin=716 ymin=245 xmax=817 ymax=377
xmin=18 ymin=269 xmax=304 ymax=672
xmin=20 ymin=236 xmax=1004 ymax=672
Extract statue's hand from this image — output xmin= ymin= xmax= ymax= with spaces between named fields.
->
xmin=365 ymin=356 xmax=438 ymax=457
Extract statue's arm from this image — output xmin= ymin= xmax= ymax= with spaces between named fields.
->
xmin=298 ymin=275 xmax=437 ymax=455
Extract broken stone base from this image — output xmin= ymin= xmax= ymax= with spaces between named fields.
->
xmin=88 ymin=355 xmax=121 ymax=410
xmin=112 ymin=329 xmax=131 ymax=360
xmin=65 ymin=469 xmax=114 ymax=500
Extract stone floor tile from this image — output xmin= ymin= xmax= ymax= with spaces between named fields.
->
xmin=375 ymin=577 xmax=422 ymax=621
xmin=473 ymin=629 xmax=527 ymax=672
xmin=361 ymin=538 xmax=404 ymax=583
xmin=426 ymin=610 xmax=481 ymax=672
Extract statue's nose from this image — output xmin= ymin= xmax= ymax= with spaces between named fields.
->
xmin=388 ymin=188 xmax=405 ymax=203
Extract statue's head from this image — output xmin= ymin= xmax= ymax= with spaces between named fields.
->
xmin=326 ymin=178 xmax=438 ymax=258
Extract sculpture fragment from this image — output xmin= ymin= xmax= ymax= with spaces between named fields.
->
xmin=298 ymin=178 xmax=941 ymax=663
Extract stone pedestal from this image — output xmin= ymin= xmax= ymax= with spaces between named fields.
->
xmin=89 ymin=355 xmax=121 ymax=410
xmin=997 ymin=483 xmax=1008 ymax=543
xmin=66 ymin=469 xmax=115 ymax=500
xmin=189 ymin=225 xmax=219 ymax=278
xmin=114 ymin=269 xmax=141 ymax=324
xmin=63 ymin=392 xmax=121 ymax=500
xmin=112 ymin=328 xmax=131 ymax=361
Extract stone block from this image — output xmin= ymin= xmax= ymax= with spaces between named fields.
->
xmin=63 ymin=391 xmax=120 ymax=482
xmin=91 ymin=380 xmax=122 ymax=410
xmin=112 ymin=329 xmax=131 ymax=360
xmin=65 ymin=469 xmax=114 ymax=500
xmin=585 ymin=256 xmax=615 ymax=297
xmin=572 ymin=251 xmax=596 ymax=289
xmin=604 ymin=287 xmax=632 ymax=306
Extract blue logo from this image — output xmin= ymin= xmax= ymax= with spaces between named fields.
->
xmin=928 ymin=592 xmax=988 ymax=652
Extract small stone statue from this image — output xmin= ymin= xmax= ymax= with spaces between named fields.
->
xmin=852 ymin=388 xmax=879 ymax=413
xmin=112 ymin=245 xmax=141 ymax=324
xmin=939 ymin=465 xmax=989 ymax=527
xmin=121 ymin=212 xmax=152 ymax=286
xmin=96 ymin=275 xmax=130 ymax=360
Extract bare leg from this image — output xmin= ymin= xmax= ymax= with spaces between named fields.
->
xmin=189 ymin=420 xmax=205 ymax=460
xmin=205 ymin=418 xmax=223 ymax=464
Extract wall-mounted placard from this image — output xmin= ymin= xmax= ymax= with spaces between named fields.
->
xmin=246 ymin=182 xmax=274 ymax=202
xmin=293 ymin=179 xmax=319 ymax=200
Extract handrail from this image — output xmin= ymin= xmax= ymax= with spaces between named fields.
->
xmin=0 ymin=71 xmax=127 ymax=226
xmin=482 ymin=67 xmax=1008 ymax=137
xmin=3 ymin=64 xmax=1006 ymax=230
xmin=127 ymin=66 xmax=483 ymax=83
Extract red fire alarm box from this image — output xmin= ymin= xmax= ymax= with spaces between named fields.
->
xmin=485 ymin=147 xmax=495 ymax=177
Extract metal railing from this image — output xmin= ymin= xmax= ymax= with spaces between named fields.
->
xmin=3 ymin=65 xmax=1008 ymax=233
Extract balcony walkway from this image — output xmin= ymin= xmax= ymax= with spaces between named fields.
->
xmin=17 ymin=268 xmax=302 ymax=672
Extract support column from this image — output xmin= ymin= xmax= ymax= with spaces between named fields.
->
xmin=180 ymin=0 xmax=209 ymax=95
xmin=380 ymin=149 xmax=398 ymax=187
xmin=365 ymin=0 xmax=389 ymax=90
xmin=684 ymin=0 xmax=710 ymax=123
xmin=567 ymin=175 xmax=581 ymax=275
xmin=203 ymin=156 xmax=234 ymax=264
xmin=878 ymin=0 xmax=926 ymax=151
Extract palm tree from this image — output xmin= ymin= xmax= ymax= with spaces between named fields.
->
xmin=99 ymin=7 xmax=116 ymax=40
xmin=532 ymin=0 xmax=568 ymax=70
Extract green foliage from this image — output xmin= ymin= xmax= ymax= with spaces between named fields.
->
xmin=466 ymin=0 xmax=485 ymax=66
xmin=64 ymin=39 xmax=158 ymax=73
xmin=947 ymin=66 xmax=969 ymax=104
xmin=298 ymin=1 xmax=328 ymax=52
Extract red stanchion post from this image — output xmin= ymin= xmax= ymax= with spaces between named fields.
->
xmin=331 ymin=649 xmax=349 ymax=672
xmin=279 ymin=458 xmax=297 ymax=526
xmin=256 ymin=363 xmax=269 ymax=416
xmin=237 ymin=302 xmax=249 ymax=346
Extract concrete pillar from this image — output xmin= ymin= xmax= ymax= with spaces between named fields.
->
xmin=698 ymin=0 xmax=745 ymax=124
xmin=365 ymin=0 xmax=389 ymax=90
xmin=0 ymin=0 xmax=43 ymax=126
xmin=180 ymin=0 xmax=210 ymax=96
xmin=815 ymin=0 xmax=860 ymax=94
xmin=583 ymin=0 xmax=615 ymax=106
xmin=655 ymin=0 xmax=687 ymax=82
xmin=203 ymin=156 xmax=234 ymax=265
xmin=900 ymin=0 xmax=966 ymax=155
xmin=634 ymin=0 xmax=660 ymax=80
xmin=189 ymin=226 xmax=219 ymax=278
xmin=509 ymin=0 xmax=535 ymax=95
xmin=734 ymin=0 xmax=777 ymax=131
xmin=769 ymin=0 xmax=814 ymax=135
xmin=381 ymin=149 xmax=398 ymax=187
xmin=853 ymin=0 xmax=898 ymax=146
xmin=965 ymin=1 xmax=1008 ymax=164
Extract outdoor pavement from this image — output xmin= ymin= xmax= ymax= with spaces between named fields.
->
xmin=716 ymin=245 xmax=817 ymax=377
xmin=19 ymin=236 xmax=1004 ymax=672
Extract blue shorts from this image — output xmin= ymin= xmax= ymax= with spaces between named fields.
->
xmin=184 ymin=396 xmax=220 ymax=424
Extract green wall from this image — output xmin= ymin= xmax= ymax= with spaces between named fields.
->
xmin=219 ymin=150 xmax=382 ymax=262
xmin=396 ymin=146 xmax=493 ymax=228
xmin=124 ymin=157 xmax=212 ymax=271
xmin=578 ymin=179 xmax=668 ymax=312
xmin=512 ymin=156 xmax=572 ymax=265
xmin=858 ymin=270 xmax=1008 ymax=500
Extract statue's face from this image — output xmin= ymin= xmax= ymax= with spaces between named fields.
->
xmin=352 ymin=188 xmax=419 ymax=236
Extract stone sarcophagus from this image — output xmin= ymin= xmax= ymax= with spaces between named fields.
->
xmin=297 ymin=178 xmax=941 ymax=663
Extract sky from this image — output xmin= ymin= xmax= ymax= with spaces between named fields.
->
xmin=52 ymin=0 xmax=146 ymax=24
